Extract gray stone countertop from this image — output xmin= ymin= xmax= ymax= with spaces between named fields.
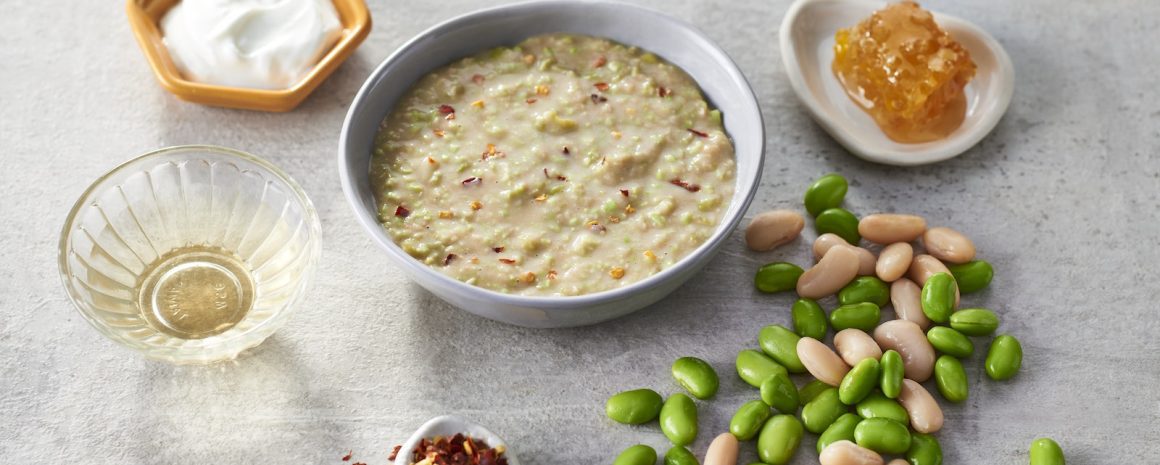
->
xmin=2 ymin=0 xmax=1158 ymax=463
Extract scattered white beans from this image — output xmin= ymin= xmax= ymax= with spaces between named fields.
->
xmin=899 ymin=379 xmax=944 ymax=434
xmin=745 ymin=210 xmax=804 ymax=251
xmin=875 ymin=242 xmax=913 ymax=282
xmin=922 ymin=226 xmax=976 ymax=264
xmin=858 ymin=214 xmax=927 ymax=244
xmin=704 ymin=432 xmax=739 ymax=465
xmin=889 ymin=278 xmax=931 ymax=330
xmin=908 ymin=254 xmax=960 ymax=306
xmin=819 ymin=440 xmax=885 ymax=465
xmin=797 ymin=245 xmax=860 ymax=299
xmin=873 ymin=320 xmax=935 ymax=382
xmin=834 ymin=329 xmax=883 ymax=366
xmin=851 ymin=246 xmax=877 ymax=276
xmin=797 ymin=337 xmax=851 ymax=386
xmin=887 ymin=459 xmax=909 ymax=465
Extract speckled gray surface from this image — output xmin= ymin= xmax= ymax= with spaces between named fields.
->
xmin=3 ymin=0 xmax=1159 ymax=463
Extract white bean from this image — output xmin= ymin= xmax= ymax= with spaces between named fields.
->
xmin=704 ymin=432 xmax=739 ymax=465
xmin=819 ymin=440 xmax=885 ymax=465
xmin=858 ymin=214 xmax=926 ymax=244
xmin=889 ymin=278 xmax=931 ymax=330
xmin=899 ymin=379 xmax=944 ymax=434
xmin=875 ymin=242 xmax=913 ymax=282
xmin=745 ymin=210 xmax=804 ymax=251
xmin=922 ymin=226 xmax=976 ymax=264
xmin=834 ymin=329 xmax=883 ymax=366
xmin=797 ymin=337 xmax=850 ymax=386
xmin=873 ymin=320 xmax=935 ymax=382
xmin=798 ymin=245 xmax=860 ymax=299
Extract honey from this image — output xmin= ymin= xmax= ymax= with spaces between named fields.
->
xmin=833 ymin=1 xmax=976 ymax=143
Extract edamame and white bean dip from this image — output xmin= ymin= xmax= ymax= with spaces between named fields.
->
xmin=371 ymin=34 xmax=736 ymax=296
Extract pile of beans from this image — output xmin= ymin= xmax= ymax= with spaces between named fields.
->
xmin=603 ymin=173 xmax=1063 ymax=465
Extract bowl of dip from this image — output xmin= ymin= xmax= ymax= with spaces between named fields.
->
xmin=126 ymin=0 xmax=371 ymax=112
xmin=338 ymin=1 xmax=764 ymax=327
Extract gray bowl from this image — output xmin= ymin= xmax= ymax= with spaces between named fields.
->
xmin=338 ymin=0 xmax=764 ymax=328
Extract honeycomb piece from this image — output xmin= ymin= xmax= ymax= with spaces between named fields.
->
xmin=833 ymin=1 xmax=976 ymax=143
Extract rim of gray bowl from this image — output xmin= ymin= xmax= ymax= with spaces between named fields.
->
xmin=337 ymin=0 xmax=765 ymax=310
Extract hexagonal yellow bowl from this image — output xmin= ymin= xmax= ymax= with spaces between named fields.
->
xmin=126 ymin=0 xmax=371 ymax=112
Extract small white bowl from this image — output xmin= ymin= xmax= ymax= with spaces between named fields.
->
xmin=780 ymin=0 xmax=1014 ymax=166
xmin=393 ymin=415 xmax=520 ymax=465
xmin=338 ymin=1 xmax=764 ymax=327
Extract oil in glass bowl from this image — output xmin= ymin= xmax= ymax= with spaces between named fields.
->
xmin=59 ymin=145 xmax=321 ymax=363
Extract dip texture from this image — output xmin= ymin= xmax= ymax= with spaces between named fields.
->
xmin=370 ymin=34 xmax=735 ymax=296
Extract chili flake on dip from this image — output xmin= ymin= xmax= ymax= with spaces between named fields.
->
xmin=370 ymin=34 xmax=736 ymax=296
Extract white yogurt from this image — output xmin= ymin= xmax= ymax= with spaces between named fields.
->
xmin=161 ymin=0 xmax=343 ymax=90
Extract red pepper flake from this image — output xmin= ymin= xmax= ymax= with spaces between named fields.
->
xmin=687 ymin=128 xmax=709 ymax=138
xmin=341 ymin=450 xmax=352 ymax=461
xmin=593 ymin=55 xmax=607 ymax=68
xmin=472 ymin=74 xmax=485 ymax=84
xmin=499 ymin=258 xmax=517 ymax=265
xmin=443 ymin=254 xmax=458 ymax=266
xmin=594 ymin=82 xmax=610 ymax=91
xmin=394 ymin=205 xmax=410 ymax=218
xmin=562 ymin=146 xmax=571 ymax=155
xmin=462 ymin=176 xmax=482 ymax=186
xmin=393 ymin=434 xmax=508 ymax=465
xmin=439 ymin=104 xmax=455 ymax=115
xmin=590 ymin=94 xmax=608 ymax=103
xmin=670 ymin=178 xmax=702 ymax=192
xmin=548 ymin=270 xmax=558 ymax=280
xmin=556 ymin=174 xmax=568 ymax=182
xmin=493 ymin=246 xmax=505 ymax=253
xmin=526 ymin=98 xmax=538 ymax=104
xmin=388 ymin=445 xmax=401 ymax=461
xmin=620 ymin=189 xmax=629 ymax=197
xmin=543 ymin=168 xmax=550 ymax=179
xmin=658 ymin=86 xmax=672 ymax=97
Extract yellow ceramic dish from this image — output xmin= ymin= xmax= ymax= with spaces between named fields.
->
xmin=126 ymin=0 xmax=371 ymax=112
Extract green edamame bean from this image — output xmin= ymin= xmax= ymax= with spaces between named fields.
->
xmin=736 ymin=349 xmax=788 ymax=388
xmin=829 ymin=302 xmax=881 ymax=332
xmin=756 ymin=414 xmax=804 ymax=465
xmin=760 ymin=372 xmax=800 ymax=413
xmin=664 ymin=446 xmax=699 ymax=465
xmin=947 ymin=260 xmax=993 ymax=293
xmin=755 ymin=262 xmax=804 ymax=293
xmin=730 ymin=399 xmax=773 ymax=441
xmin=798 ymin=380 xmax=830 ymax=404
xmin=792 ymin=298 xmax=828 ymax=340
xmin=854 ymin=417 xmax=912 ymax=454
xmin=839 ymin=358 xmax=880 ymax=405
xmin=606 ymin=389 xmax=663 ymax=424
xmin=816 ymin=208 xmax=861 ymax=245
xmin=838 ymin=276 xmax=891 ymax=307
xmin=934 ymin=355 xmax=969 ymax=403
xmin=660 ymin=393 xmax=698 ymax=446
xmin=672 ymin=357 xmax=719 ymax=400
xmin=986 ymin=334 xmax=1023 ymax=381
xmin=804 ymin=173 xmax=848 ymax=217
xmin=855 ymin=391 xmax=908 ymax=424
xmin=801 ymin=388 xmax=848 ymax=434
xmin=920 ymin=272 xmax=957 ymax=323
xmin=907 ymin=433 xmax=943 ymax=465
xmin=927 ymin=326 xmax=975 ymax=358
xmin=949 ymin=308 xmax=1000 ymax=336
xmin=614 ymin=444 xmax=657 ymax=465
xmin=879 ymin=350 xmax=904 ymax=399
xmin=1030 ymin=438 xmax=1065 ymax=465
xmin=759 ymin=325 xmax=806 ymax=373
xmin=816 ymin=413 xmax=861 ymax=454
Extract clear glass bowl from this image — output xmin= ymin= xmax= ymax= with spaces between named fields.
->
xmin=58 ymin=145 xmax=322 ymax=363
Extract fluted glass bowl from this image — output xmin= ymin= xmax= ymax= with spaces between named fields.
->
xmin=58 ymin=145 xmax=322 ymax=363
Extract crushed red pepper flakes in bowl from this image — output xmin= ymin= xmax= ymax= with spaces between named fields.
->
xmin=390 ymin=434 xmax=510 ymax=465
xmin=686 ymin=128 xmax=709 ymax=138
xmin=670 ymin=178 xmax=702 ymax=192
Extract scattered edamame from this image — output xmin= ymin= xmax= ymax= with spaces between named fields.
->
xmin=671 ymin=357 xmax=719 ymax=400
xmin=606 ymin=389 xmax=663 ymax=424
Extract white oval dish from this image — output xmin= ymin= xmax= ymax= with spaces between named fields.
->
xmin=779 ymin=0 xmax=1014 ymax=166
xmin=393 ymin=415 xmax=520 ymax=465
